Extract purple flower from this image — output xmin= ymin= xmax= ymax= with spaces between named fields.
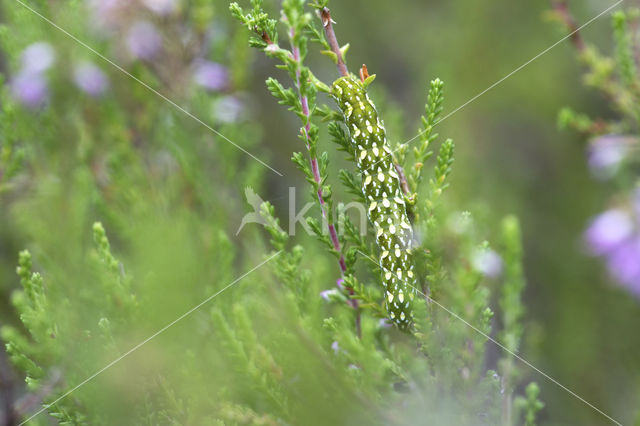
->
xmin=585 ymin=202 xmax=640 ymax=299
xmin=193 ymin=61 xmax=229 ymax=92
xmin=378 ymin=318 xmax=393 ymax=328
xmin=585 ymin=209 xmax=634 ymax=255
xmin=142 ymin=0 xmax=177 ymax=15
xmin=10 ymin=71 xmax=48 ymax=109
xmin=126 ymin=21 xmax=162 ymax=60
xmin=606 ymin=238 xmax=640 ymax=297
xmin=20 ymin=42 xmax=55 ymax=74
xmin=320 ymin=289 xmax=334 ymax=301
xmin=331 ymin=341 xmax=339 ymax=354
xmin=87 ymin=0 xmax=122 ymax=33
xmin=472 ymin=249 xmax=503 ymax=279
xmin=214 ymin=96 xmax=244 ymax=123
xmin=73 ymin=62 xmax=109 ymax=97
xmin=587 ymin=135 xmax=635 ymax=180
xmin=320 ymin=288 xmax=346 ymax=303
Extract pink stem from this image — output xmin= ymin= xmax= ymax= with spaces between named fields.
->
xmin=320 ymin=8 xmax=348 ymax=78
xmin=291 ymin=29 xmax=360 ymax=336
xmin=291 ymin=29 xmax=347 ymax=275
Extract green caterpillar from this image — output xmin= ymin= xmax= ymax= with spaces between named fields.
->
xmin=331 ymin=76 xmax=416 ymax=329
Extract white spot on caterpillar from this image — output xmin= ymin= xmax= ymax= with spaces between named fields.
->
xmin=332 ymin=76 xmax=418 ymax=329
xmin=346 ymin=105 xmax=353 ymax=118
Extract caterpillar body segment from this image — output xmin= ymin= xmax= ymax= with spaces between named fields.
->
xmin=331 ymin=76 xmax=417 ymax=329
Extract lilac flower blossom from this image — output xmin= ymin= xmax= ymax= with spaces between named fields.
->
xmin=587 ymin=135 xmax=634 ymax=180
xmin=378 ymin=318 xmax=393 ymax=328
xmin=126 ymin=21 xmax=162 ymax=60
xmin=471 ymin=249 xmax=503 ymax=279
xmin=10 ymin=42 xmax=56 ymax=108
xmin=87 ymin=0 xmax=122 ymax=34
xmin=584 ymin=210 xmax=633 ymax=255
xmin=585 ymin=201 xmax=640 ymax=298
xmin=606 ymin=238 xmax=640 ymax=297
xmin=142 ymin=0 xmax=177 ymax=15
xmin=10 ymin=71 xmax=48 ymax=109
xmin=73 ymin=62 xmax=110 ymax=97
xmin=320 ymin=289 xmax=335 ymax=302
xmin=193 ymin=61 xmax=229 ymax=91
xmin=20 ymin=42 xmax=55 ymax=74
xmin=320 ymin=288 xmax=347 ymax=304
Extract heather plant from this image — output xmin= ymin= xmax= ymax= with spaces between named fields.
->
xmin=0 ymin=0 xmax=268 ymax=423
xmin=552 ymin=2 xmax=640 ymax=299
xmin=10 ymin=0 xmax=638 ymax=425
xmin=225 ymin=0 xmax=541 ymax=424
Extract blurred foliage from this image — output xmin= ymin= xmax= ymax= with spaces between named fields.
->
xmin=0 ymin=0 xmax=638 ymax=425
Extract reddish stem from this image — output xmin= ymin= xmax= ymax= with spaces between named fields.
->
xmin=552 ymin=1 xmax=586 ymax=52
xmin=290 ymin=28 xmax=360 ymax=335
xmin=321 ymin=8 xmax=349 ymax=77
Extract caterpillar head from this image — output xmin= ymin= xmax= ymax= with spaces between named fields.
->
xmin=330 ymin=76 xmax=364 ymax=106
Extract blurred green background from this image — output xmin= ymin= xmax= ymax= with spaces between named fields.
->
xmin=1 ymin=0 xmax=639 ymax=424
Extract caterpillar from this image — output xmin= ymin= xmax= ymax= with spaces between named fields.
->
xmin=331 ymin=76 xmax=416 ymax=330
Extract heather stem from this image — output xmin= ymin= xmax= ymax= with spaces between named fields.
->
xmin=551 ymin=1 xmax=586 ymax=52
xmin=320 ymin=8 xmax=348 ymax=77
xmin=322 ymin=7 xmax=413 ymax=200
xmin=289 ymin=27 xmax=360 ymax=337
